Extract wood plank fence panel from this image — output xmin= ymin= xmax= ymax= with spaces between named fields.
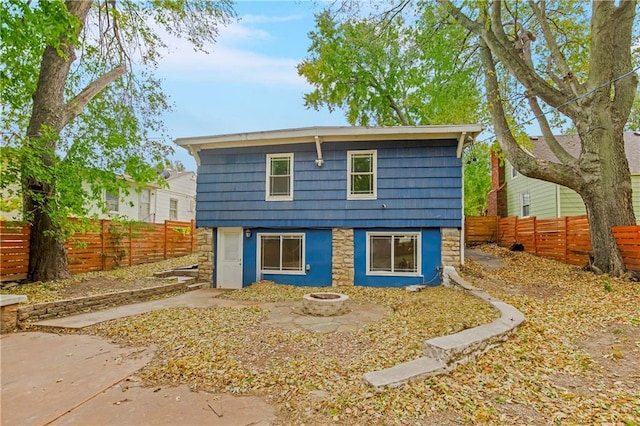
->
xmin=613 ymin=226 xmax=640 ymax=272
xmin=466 ymin=215 xmax=640 ymax=273
xmin=0 ymin=222 xmax=30 ymax=281
xmin=464 ymin=216 xmax=498 ymax=245
xmin=0 ymin=219 xmax=196 ymax=281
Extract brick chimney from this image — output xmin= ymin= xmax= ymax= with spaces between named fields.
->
xmin=485 ymin=150 xmax=507 ymax=216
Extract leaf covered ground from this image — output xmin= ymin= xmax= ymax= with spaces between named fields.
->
xmin=0 ymin=254 xmax=197 ymax=304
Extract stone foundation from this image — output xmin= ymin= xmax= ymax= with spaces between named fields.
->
xmin=441 ymin=228 xmax=461 ymax=267
xmin=331 ymin=228 xmax=354 ymax=286
xmin=197 ymin=227 xmax=214 ymax=284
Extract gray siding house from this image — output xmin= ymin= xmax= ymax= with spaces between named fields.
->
xmin=176 ymin=126 xmax=482 ymax=288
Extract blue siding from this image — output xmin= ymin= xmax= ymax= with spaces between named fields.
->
xmin=353 ymin=228 xmax=442 ymax=287
xmin=196 ymin=140 xmax=462 ymax=229
xmin=242 ymin=228 xmax=332 ymax=287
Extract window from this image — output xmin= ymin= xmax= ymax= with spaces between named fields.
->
xmin=105 ymin=190 xmax=119 ymax=212
xmin=348 ymin=150 xmax=377 ymax=199
xmin=169 ymin=198 xmax=178 ymax=220
xmin=266 ymin=153 xmax=293 ymax=201
xmin=259 ymin=233 xmax=304 ymax=273
xmin=521 ymin=192 xmax=530 ymax=217
xmin=367 ymin=232 xmax=420 ymax=275
xmin=139 ymin=189 xmax=151 ymax=221
xmin=511 ymin=165 xmax=519 ymax=179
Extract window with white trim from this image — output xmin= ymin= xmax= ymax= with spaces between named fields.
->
xmin=169 ymin=198 xmax=178 ymax=220
xmin=266 ymin=153 xmax=293 ymax=201
xmin=511 ymin=165 xmax=519 ymax=179
xmin=366 ymin=232 xmax=420 ymax=275
xmin=521 ymin=192 xmax=530 ymax=217
xmin=105 ymin=190 xmax=119 ymax=212
xmin=259 ymin=233 xmax=304 ymax=273
xmin=347 ymin=150 xmax=376 ymax=199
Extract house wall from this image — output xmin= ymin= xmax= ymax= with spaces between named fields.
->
xmin=505 ymin=164 xmax=558 ymax=218
xmin=196 ymin=139 xmax=463 ymax=229
xmin=506 ymin=163 xmax=640 ymax=223
xmin=154 ymin=173 xmax=197 ymax=222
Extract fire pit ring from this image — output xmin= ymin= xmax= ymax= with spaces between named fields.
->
xmin=302 ymin=292 xmax=349 ymax=316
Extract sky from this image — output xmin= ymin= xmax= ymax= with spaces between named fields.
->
xmin=157 ymin=1 xmax=349 ymax=171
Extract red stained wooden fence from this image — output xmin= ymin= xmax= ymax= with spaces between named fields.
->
xmin=0 ymin=219 xmax=196 ymax=282
xmin=465 ymin=215 xmax=640 ymax=272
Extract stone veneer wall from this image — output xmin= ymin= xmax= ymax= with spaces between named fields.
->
xmin=197 ymin=227 xmax=214 ymax=284
xmin=441 ymin=228 xmax=461 ymax=267
xmin=332 ymin=228 xmax=354 ymax=286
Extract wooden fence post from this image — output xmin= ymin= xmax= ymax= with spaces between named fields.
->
xmin=101 ymin=219 xmax=107 ymax=271
xmin=564 ymin=216 xmax=569 ymax=264
xmin=191 ymin=219 xmax=196 ymax=253
xmin=164 ymin=220 xmax=168 ymax=260
xmin=532 ymin=217 xmax=537 ymax=255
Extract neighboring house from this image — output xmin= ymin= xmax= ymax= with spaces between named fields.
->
xmin=1 ymin=171 xmax=197 ymax=223
xmin=487 ymin=132 xmax=640 ymax=221
xmin=175 ymin=125 xmax=482 ymax=289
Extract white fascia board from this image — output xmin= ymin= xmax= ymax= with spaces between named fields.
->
xmin=174 ymin=125 xmax=483 ymax=159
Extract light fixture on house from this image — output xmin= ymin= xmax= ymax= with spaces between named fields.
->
xmin=245 ymin=229 xmax=252 ymax=238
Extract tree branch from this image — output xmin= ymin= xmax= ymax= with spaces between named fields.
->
xmin=526 ymin=93 xmax=576 ymax=166
xmin=528 ymin=0 xmax=581 ymax=97
xmin=479 ymin=40 xmax=578 ymax=189
xmin=63 ymin=65 xmax=126 ymax=126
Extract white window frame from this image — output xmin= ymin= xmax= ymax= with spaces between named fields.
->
xmin=347 ymin=150 xmax=377 ymax=200
xmin=366 ymin=232 xmax=421 ymax=276
xmin=511 ymin=165 xmax=519 ymax=179
xmin=521 ymin=192 xmax=531 ymax=218
xmin=258 ymin=233 xmax=305 ymax=275
xmin=169 ymin=198 xmax=178 ymax=220
xmin=105 ymin=190 xmax=119 ymax=212
xmin=266 ymin=153 xmax=294 ymax=201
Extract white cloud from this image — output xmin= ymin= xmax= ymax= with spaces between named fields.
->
xmin=157 ymin=13 xmax=308 ymax=88
xmin=240 ymin=13 xmax=305 ymax=24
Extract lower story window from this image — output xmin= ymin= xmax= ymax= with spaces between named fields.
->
xmin=259 ymin=233 xmax=304 ymax=273
xmin=367 ymin=232 xmax=420 ymax=275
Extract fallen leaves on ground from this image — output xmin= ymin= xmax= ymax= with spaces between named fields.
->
xmin=88 ymin=284 xmax=497 ymax=425
xmin=0 ymin=254 xmax=197 ymax=305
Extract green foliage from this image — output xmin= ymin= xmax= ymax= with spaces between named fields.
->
xmin=0 ymin=0 xmax=234 ymax=232
xmin=298 ymin=6 xmax=481 ymax=126
xmin=463 ymin=143 xmax=492 ymax=216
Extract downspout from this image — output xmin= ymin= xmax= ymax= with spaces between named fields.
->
xmin=314 ymin=136 xmax=324 ymax=167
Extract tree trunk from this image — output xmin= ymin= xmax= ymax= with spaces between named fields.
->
xmin=24 ymin=1 xmax=91 ymax=282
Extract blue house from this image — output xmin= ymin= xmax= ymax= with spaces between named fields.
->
xmin=175 ymin=126 xmax=482 ymax=289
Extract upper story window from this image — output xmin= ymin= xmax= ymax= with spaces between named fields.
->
xmin=367 ymin=232 xmax=420 ymax=276
xmin=259 ymin=233 xmax=304 ymax=274
xmin=347 ymin=150 xmax=377 ymax=199
xmin=521 ymin=192 xmax=530 ymax=217
xmin=511 ymin=165 xmax=519 ymax=179
xmin=266 ymin=153 xmax=293 ymax=201
xmin=105 ymin=190 xmax=119 ymax=212
xmin=169 ymin=198 xmax=178 ymax=220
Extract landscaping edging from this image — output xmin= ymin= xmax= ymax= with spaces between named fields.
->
xmin=16 ymin=277 xmax=198 ymax=325
xmin=363 ymin=266 xmax=525 ymax=388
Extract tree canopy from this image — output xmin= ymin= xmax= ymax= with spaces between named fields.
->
xmin=0 ymin=0 xmax=234 ymax=281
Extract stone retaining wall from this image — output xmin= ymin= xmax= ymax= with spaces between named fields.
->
xmin=17 ymin=281 xmax=189 ymax=324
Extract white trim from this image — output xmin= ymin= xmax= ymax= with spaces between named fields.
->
xmin=257 ymin=232 xmax=305 ymax=275
xmin=365 ymin=232 xmax=422 ymax=276
xmin=347 ymin=150 xmax=377 ymax=200
xmin=265 ymin=153 xmax=294 ymax=201
xmin=175 ymin=125 xmax=483 ymax=164
xmin=520 ymin=192 xmax=531 ymax=218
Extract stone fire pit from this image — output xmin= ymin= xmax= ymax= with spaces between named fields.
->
xmin=302 ymin=292 xmax=350 ymax=316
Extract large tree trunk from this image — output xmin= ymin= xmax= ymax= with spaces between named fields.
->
xmin=577 ymin=124 xmax=635 ymax=276
xmin=24 ymin=1 xmax=92 ymax=282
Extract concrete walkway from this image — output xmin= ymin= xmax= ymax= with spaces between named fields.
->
xmin=0 ymin=332 xmax=275 ymax=426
